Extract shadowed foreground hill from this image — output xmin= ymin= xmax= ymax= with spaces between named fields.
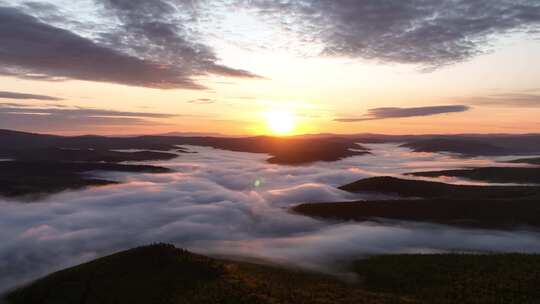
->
xmin=352 ymin=254 xmax=540 ymax=304
xmin=5 ymin=244 xmax=399 ymax=304
xmin=6 ymin=245 xmax=540 ymax=304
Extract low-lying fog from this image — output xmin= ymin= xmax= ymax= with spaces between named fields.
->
xmin=1 ymin=144 xmax=539 ymax=293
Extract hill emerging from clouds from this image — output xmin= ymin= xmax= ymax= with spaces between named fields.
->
xmin=6 ymin=244 xmax=540 ymax=304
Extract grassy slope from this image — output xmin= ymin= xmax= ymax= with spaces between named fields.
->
xmin=6 ymin=245 xmax=540 ymax=304
xmin=352 ymin=254 xmax=540 ymax=304
xmin=5 ymin=244 xmax=399 ymax=304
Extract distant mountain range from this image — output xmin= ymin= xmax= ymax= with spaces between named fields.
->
xmin=0 ymin=129 xmax=370 ymax=165
xmin=3 ymin=129 xmax=540 ymax=160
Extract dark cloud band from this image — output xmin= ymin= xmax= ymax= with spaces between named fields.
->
xmin=465 ymin=93 xmax=540 ymax=107
xmin=0 ymin=103 xmax=176 ymax=131
xmin=335 ymin=105 xmax=470 ymax=122
xmin=0 ymin=91 xmax=62 ymax=101
xmin=187 ymin=98 xmax=217 ymax=105
xmin=0 ymin=5 xmax=260 ymax=90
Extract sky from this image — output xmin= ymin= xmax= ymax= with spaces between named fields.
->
xmin=1 ymin=0 xmax=540 ymax=135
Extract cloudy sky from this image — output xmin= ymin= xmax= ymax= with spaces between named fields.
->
xmin=1 ymin=0 xmax=540 ymax=135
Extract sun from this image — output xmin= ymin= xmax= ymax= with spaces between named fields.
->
xmin=264 ymin=110 xmax=297 ymax=135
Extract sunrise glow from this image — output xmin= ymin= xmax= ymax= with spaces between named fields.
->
xmin=264 ymin=110 xmax=297 ymax=135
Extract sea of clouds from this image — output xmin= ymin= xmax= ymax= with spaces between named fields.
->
xmin=1 ymin=144 xmax=540 ymax=293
